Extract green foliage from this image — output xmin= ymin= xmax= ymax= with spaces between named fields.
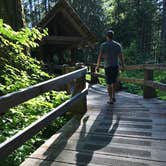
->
xmin=154 ymin=71 xmax=166 ymax=100
xmin=0 ymin=19 xmax=49 ymax=95
xmin=86 ymin=74 xmax=91 ymax=82
xmin=0 ymin=20 xmax=71 ymax=165
xmin=0 ymin=91 xmax=70 ymax=166
xmin=69 ymin=0 xmax=106 ymax=39
xmin=121 ymin=70 xmax=166 ymax=100
xmin=123 ymin=41 xmax=138 ymax=65
xmin=103 ymin=0 xmax=163 ymax=63
xmin=96 ymin=69 xmax=166 ymax=100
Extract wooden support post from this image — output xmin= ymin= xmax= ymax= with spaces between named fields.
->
xmin=115 ymin=81 xmax=122 ymax=91
xmin=62 ymin=65 xmax=75 ymax=94
xmin=90 ymin=64 xmax=99 ymax=84
xmin=62 ymin=65 xmax=87 ymax=117
xmin=143 ymin=69 xmax=156 ymax=98
xmin=70 ymin=66 xmax=87 ymax=118
xmin=74 ymin=76 xmax=87 ymax=115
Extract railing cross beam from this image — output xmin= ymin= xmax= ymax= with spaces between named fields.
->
xmin=143 ymin=69 xmax=157 ymax=98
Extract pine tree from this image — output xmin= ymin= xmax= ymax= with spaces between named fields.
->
xmin=0 ymin=0 xmax=25 ymax=30
xmin=162 ymin=0 xmax=166 ymax=60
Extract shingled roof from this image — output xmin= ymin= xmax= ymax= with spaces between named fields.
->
xmin=38 ymin=0 xmax=96 ymax=48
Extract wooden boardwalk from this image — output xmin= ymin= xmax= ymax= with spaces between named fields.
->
xmin=21 ymin=84 xmax=166 ymax=166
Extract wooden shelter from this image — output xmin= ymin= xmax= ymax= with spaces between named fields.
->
xmin=37 ymin=0 xmax=96 ymax=67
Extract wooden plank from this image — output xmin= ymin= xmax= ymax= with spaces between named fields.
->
xmin=62 ymin=9 xmax=88 ymax=39
xmin=0 ymin=67 xmax=87 ymax=113
xmin=87 ymin=64 xmax=144 ymax=70
xmin=20 ymin=85 xmax=166 ymax=166
xmin=0 ymin=86 xmax=88 ymax=159
xmin=44 ymin=36 xmax=83 ymax=42
xmin=143 ymin=69 xmax=156 ymax=98
xmin=119 ymin=77 xmax=144 ymax=85
xmin=124 ymin=65 xmax=144 ymax=70
xmin=144 ymin=64 xmax=166 ymax=70
xmin=144 ymin=81 xmax=166 ymax=91
xmin=91 ymin=73 xmax=144 ymax=85
xmin=42 ymin=36 xmax=85 ymax=45
xmin=87 ymin=64 xmax=166 ymax=71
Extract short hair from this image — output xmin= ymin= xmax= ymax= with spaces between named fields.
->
xmin=106 ymin=30 xmax=114 ymax=39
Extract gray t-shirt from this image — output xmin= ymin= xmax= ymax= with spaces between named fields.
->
xmin=100 ymin=40 xmax=122 ymax=68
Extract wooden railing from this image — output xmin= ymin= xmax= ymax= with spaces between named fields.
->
xmin=88 ymin=64 xmax=166 ymax=98
xmin=0 ymin=67 xmax=88 ymax=159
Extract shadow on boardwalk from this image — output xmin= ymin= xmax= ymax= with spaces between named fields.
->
xmin=38 ymin=105 xmax=119 ymax=166
xmin=76 ymin=106 xmax=120 ymax=166
xmin=37 ymin=85 xmax=120 ymax=166
xmin=21 ymin=84 xmax=166 ymax=166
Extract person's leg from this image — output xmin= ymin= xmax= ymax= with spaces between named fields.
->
xmin=105 ymin=67 xmax=115 ymax=104
xmin=112 ymin=83 xmax=115 ymax=98
xmin=107 ymin=84 xmax=112 ymax=100
xmin=111 ymin=66 xmax=119 ymax=102
xmin=107 ymin=84 xmax=114 ymax=104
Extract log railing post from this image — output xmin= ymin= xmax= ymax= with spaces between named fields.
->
xmin=75 ymin=73 xmax=87 ymax=115
xmin=71 ymin=67 xmax=87 ymax=117
xmin=90 ymin=64 xmax=99 ymax=84
xmin=143 ymin=69 xmax=156 ymax=98
xmin=62 ymin=64 xmax=75 ymax=94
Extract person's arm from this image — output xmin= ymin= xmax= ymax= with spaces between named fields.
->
xmin=95 ymin=50 xmax=102 ymax=72
xmin=119 ymin=53 xmax=125 ymax=71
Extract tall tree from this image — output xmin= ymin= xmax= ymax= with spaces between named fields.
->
xmin=69 ymin=0 xmax=106 ymax=39
xmin=104 ymin=0 xmax=158 ymax=64
xmin=162 ymin=0 xmax=166 ymax=60
xmin=0 ymin=0 xmax=25 ymax=30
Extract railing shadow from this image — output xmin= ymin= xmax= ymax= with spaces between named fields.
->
xmin=76 ymin=105 xmax=120 ymax=165
xmin=37 ymin=107 xmax=119 ymax=166
xmin=38 ymin=116 xmax=82 ymax=166
xmin=37 ymin=85 xmax=119 ymax=166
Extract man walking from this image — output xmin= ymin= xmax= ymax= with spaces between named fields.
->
xmin=95 ymin=30 xmax=125 ymax=104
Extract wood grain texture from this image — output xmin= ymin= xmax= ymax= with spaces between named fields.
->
xmin=0 ymin=86 xmax=88 ymax=159
xmin=0 ymin=67 xmax=87 ymax=113
xmin=20 ymin=85 xmax=166 ymax=166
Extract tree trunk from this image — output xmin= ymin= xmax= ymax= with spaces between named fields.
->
xmin=162 ymin=0 xmax=166 ymax=60
xmin=44 ymin=0 xmax=48 ymax=13
xmin=0 ymin=0 xmax=25 ymax=30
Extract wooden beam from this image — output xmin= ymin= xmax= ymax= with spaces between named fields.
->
xmin=0 ymin=67 xmax=87 ymax=113
xmin=144 ymin=64 xmax=166 ymax=70
xmin=119 ymin=77 xmax=144 ymax=85
xmin=144 ymin=81 xmax=166 ymax=91
xmin=62 ymin=10 xmax=88 ymax=39
xmin=87 ymin=64 xmax=166 ymax=71
xmin=90 ymin=72 xmax=144 ymax=85
xmin=0 ymin=87 xmax=88 ymax=159
xmin=42 ymin=36 xmax=85 ymax=45
xmin=124 ymin=65 xmax=144 ymax=70
xmin=143 ymin=69 xmax=156 ymax=98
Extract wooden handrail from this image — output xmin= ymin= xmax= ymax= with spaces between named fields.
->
xmin=144 ymin=81 xmax=166 ymax=91
xmin=0 ymin=67 xmax=88 ymax=159
xmin=88 ymin=63 xmax=166 ymax=70
xmin=87 ymin=64 xmax=166 ymax=98
xmin=144 ymin=64 xmax=166 ymax=70
xmin=91 ymin=73 xmax=144 ymax=85
xmin=124 ymin=65 xmax=144 ymax=70
xmin=0 ymin=86 xmax=88 ymax=159
xmin=119 ymin=78 xmax=144 ymax=85
xmin=0 ymin=67 xmax=87 ymax=113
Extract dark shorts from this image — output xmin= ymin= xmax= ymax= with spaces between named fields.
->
xmin=105 ymin=66 xmax=119 ymax=85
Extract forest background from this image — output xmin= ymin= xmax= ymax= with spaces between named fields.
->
xmin=0 ymin=0 xmax=166 ymax=165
